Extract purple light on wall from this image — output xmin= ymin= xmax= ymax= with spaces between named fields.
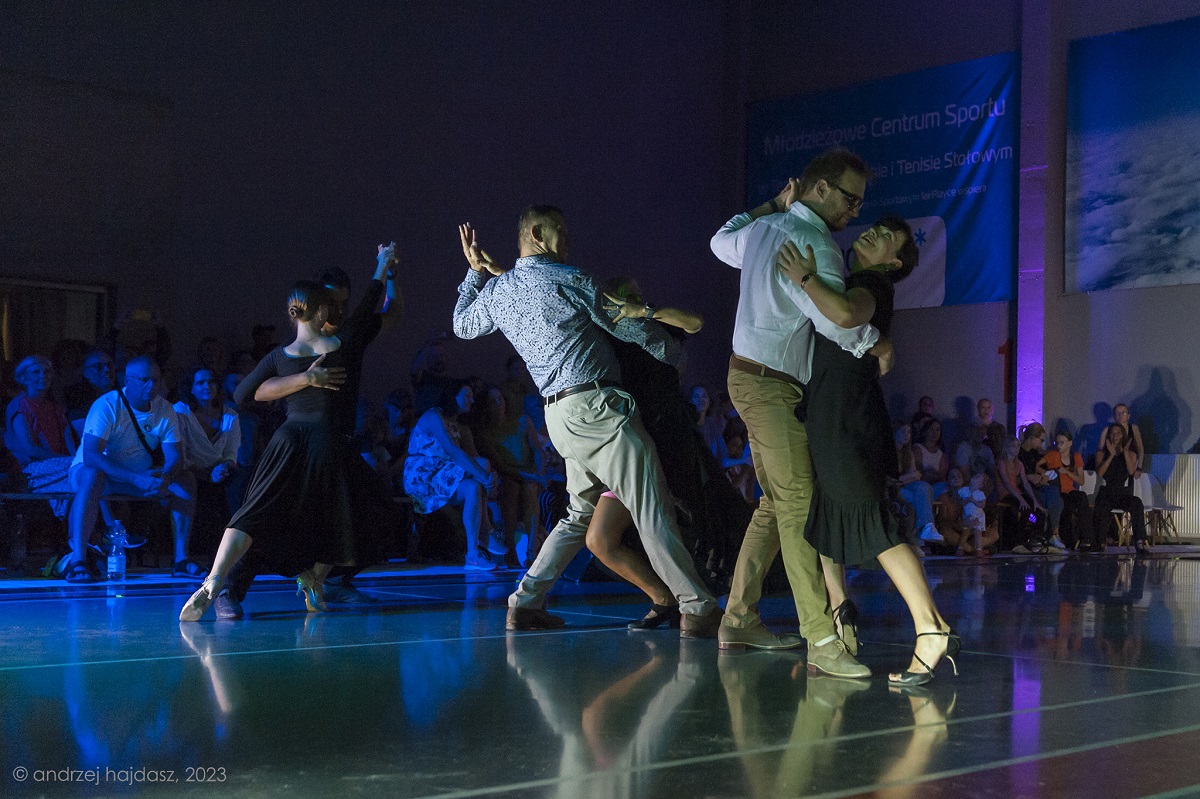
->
xmin=1016 ymin=166 xmax=1047 ymax=430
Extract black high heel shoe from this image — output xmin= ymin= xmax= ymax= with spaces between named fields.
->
xmin=833 ymin=599 xmax=860 ymax=656
xmin=628 ymin=604 xmax=681 ymax=631
xmin=888 ymin=630 xmax=961 ymax=687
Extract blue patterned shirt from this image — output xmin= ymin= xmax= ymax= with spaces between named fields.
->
xmin=453 ymin=255 xmax=681 ymax=397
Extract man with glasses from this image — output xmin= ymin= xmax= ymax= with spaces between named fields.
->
xmin=64 ymin=356 xmax=200 ymax=582
xmin=709 ymin=149 xmax=888 ymax=675
xmin=66 ymin=350 xmax=116 ymax=436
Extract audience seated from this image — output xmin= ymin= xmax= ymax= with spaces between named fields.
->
xmin=223 ymin=350 xmax=282 ymax=471
xmin=913 ymin=417 xmax=950 ymax=492
xmin=893 ymin=421 xmax=942 ymax=544
xmin=380 ymin=388 xmax=416 ymax=490
xmin=65 ymin=356 xmax=201 ymax=583
xmin=173 ymin=366 xmax=241 ymax=559
xmin=911 ymin=395 xmax=936 ymax=429
xmin=357 ymin=404 xmax=397 ymax=474
xmin=469 ymin=385 xmax=544 ymax=567
xmin=499 ymin=355 xmax=542 ymax=435
xmin=689 ymin=384 xmax=726 ymax=457
xmin=955 ymin=422 xmax=997 ymax=488
xmin=1089 ymin=423 xmax=1148 ymax=555
xmin=65 ymin=349 xmax=116 ymax=436
xmin=403 ymin=379 xmax=498 ymax=570
xmin=1037 ymin=430 xmax=1091 ymax=550
xmin=995 ymin=435 xmax=1049 ymax=553
xmin=935 ymin=466 xmax=997 ymax=555
xmin=1018 ymin=423 xmax=1065 ymax=548
xmin=719 ymin=413 xmax=757 ymax=504
xmin=5 ymin=356 xmax=77 ymax=502
xmin=974 ymin=397 xmax=1004 ymax=459
xmin=1102 ymin=403 xmax=1145 ymax=478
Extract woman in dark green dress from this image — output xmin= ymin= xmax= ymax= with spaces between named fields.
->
xmin=777 ymin=215 xmax=958 ymax=687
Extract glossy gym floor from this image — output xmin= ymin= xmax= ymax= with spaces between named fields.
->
xmin=3 ymin=551 xmax=1200 ymax=798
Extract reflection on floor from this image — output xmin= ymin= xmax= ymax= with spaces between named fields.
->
xmin=4 ymin=552 xmax=1200 ymax=798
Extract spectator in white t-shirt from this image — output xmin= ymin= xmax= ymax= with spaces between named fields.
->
xmin=64 ymin=356 xmax=199 ymax=583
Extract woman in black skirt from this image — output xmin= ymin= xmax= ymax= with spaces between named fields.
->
xmin=180 ymin=281 xmax=351 ymax=621
xmin=777 ymin=216 xmax=957 ymax=686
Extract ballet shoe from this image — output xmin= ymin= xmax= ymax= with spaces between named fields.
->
xmin=888 ymin=629 xmax=961 ymax=687
xmin=180 ymin=575 xmax=224 ymax=622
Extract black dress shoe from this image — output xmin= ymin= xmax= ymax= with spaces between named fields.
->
xmin=628 ymin=604 xmax=681 ymax=630
xmin=214 ymin=591 xmax=244 ymax=620
xmin=506 ymin=606 xmax=566 ymax=631
xmin=680 ymin=606 xmax=723 ymax=639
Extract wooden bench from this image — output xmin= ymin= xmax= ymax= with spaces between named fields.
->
xmin=2 ymin=491 xmax=169 ymax=570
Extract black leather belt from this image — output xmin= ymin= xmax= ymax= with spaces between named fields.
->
xmin=544 ymin=380 xmax=620 ymax=406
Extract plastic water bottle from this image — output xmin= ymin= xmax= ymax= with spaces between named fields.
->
xmin=106 ymin=522 xmax=128 ymax=582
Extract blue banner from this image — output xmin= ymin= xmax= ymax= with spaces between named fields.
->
xmin=747 ymin=53 xmax=1020 ymax=308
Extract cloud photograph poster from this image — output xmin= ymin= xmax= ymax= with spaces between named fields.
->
xmin=1066 ymin=14 xmax=1200 ymax=294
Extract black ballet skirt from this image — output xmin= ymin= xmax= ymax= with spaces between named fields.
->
xmin=804 ymin=269 xmax=904 ymax=567
xmin=227 ymin=347 xmax=356 ymax=577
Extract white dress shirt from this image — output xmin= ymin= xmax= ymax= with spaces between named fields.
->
xmin=172 ymin=401 xmax=241 ymax=470
xmin=710 ymin=202 xmax=879 ymax=383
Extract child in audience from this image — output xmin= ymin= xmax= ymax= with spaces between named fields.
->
xmin=936 ymin=467 xmax=997 ymax=556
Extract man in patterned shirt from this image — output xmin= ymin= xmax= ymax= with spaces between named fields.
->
xmin=453 ymin=206 xmax=721 ymax=636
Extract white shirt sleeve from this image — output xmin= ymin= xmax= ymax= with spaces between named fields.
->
xmin=220 ymin=409 xmax=242 ymax=463
xmin=777 ymin=240 xmax=880 ymax=357
xmin=82 ymin=394 xmax=119 ymax=443
xmin=709 ymin=213 xmax=755 ymax=269
xmin=158 ymin=401 xmax=182 ymax=445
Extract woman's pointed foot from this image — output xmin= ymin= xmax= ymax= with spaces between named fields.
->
xmin=296 ymin=569 xmax=328 ymax=612
xmin=628 ymin=604 xmax=681 ymax=630
xmin=180 ymin=576 xmax=224 ymax=622
xmin=888 ymin=629 xmax=960 ymax=686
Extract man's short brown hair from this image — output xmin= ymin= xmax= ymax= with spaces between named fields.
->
xmin=798 ymin=149 xmax=870 ymax=195
xmin=518 ymin=204 xmax=563 ymax=246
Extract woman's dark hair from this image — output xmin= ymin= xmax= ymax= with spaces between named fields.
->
xmin=435 ymin=378 xmax=472 ymax=417
xmin=179 ymin=365 xmax=223 ymax=411
xmin=286 ymin=280 xmax=334 ymax=323
xmin=315 ymin=267 xmax=351 ymax=292
xmin=875 ymin=214 xmax=919 ymax=283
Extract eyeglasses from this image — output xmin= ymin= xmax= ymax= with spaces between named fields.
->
xmin=829 ymin=182 xmax=863 ymax=212
xmin=126 ymin=375 xmax=160 ymax=385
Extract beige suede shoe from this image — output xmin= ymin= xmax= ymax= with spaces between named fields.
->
xmin=717 ymin=621 xmax=804 ymax=651
xmin=806 ymin=638 xmax=871 ymax=679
